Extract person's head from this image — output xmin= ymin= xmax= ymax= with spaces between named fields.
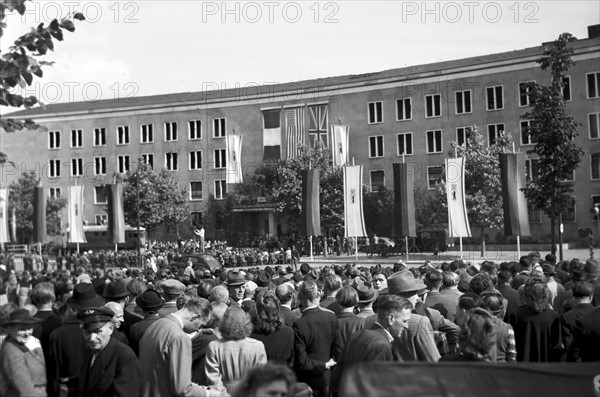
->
xmin=232 ymin=362 xmax=296 ymax=397
xmin=220 ymin=306 xmax=253 ymax=341
xmin=324 ymin=274 xmax=342 ymax=296
xmin=297 ymin=280 xmax=320 ymax=307
xmin=376 ymin=294 xmax=412 ymax=339
xmin=30 ymin=282 xmax=56 ymax=308
xmin=480 ymin=290 xmax=505 ymax=318
xmin=458 ymin=308 xmax=497 ymax=361
xmin=252 ymin=290 xmax=283 ymax=334
xmin=275 ymin=283 xmax=295 ymax=305
xmin=572 ymin=281 xmax=594 ymax=302
xmin=456 ymin=292 xmax=483 ymax=327
xmin=226 ymin=271 xmax=247 ymax=302
xmin=545 ymin=254 xmax=557 ymax=266
xmin=519 ymin=255 xmax=533 ymax=271
xmin=497 ymin=270 xmax=512 ymax=286
xmin=523 ymin=277 xmax=551 ymax=313
xmin=480 ymin=261 xmax=497 ymax=276
xmin=2 ymin=308 xmax=40 ymax=345
xmin=77 ymin=307 xmax=115 ymax=352
xmin=177 ymin=297 xmax=213 ymax=333
xmin=161 ymin=279 xmax=185 ymax=302
xmin=335 ymin=286 xmax=359 ymax=309
xmin=104 ymin=301 xmax=124 ymax=329
xmin=198 ymin=279 xmax=216 ymax=300
xmin=424 ymin=270 xmax=442 ymax=291
xmin=209 ymin=285 xmax=229 ymax=305
xmin=372 ymin=271 xmax=387 ymax=291
xmin=469 ymin=273 xmax=495 ymax=295
xmin=441 ymin=271 xmax=459 ymax=289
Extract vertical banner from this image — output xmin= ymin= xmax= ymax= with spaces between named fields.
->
xmin=33 ymin=186 xmax=47 ymax=243
xmin=445 ymin=157 xmax=471 ymax=238
xmin=226 ymin=134 xmax=243 ymax=184
xmin=285 ymin=107 xmax=305 ymax=159
xmin=0 ymin=188 xmax=8 ymax=244
xmin=308 ymin=104 xmax=329 ymax=148
xmin=68 ymin=185 xmax=86 ymax=243
xmin=107 ymin=184 xmax=126 ymax=244
xmin=11 ymin=207 xmax=17 ymax=243
xmin=393 ymin=163 xmax=416 ymax=237
xmin=301 ymin=169 xmax=321 ymax=237
xmin=331 ymin=125 xmax=350 ymax=167
xmin=263 ymin=109 xmax=281 ymax=161
xmin=343 ymin=165 xmax=367 ymax=238
xmin=499 ymin=153 xmax=531 ymax=236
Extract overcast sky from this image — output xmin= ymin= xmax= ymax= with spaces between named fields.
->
xmin=2 ymin=1 xmax=599 ymax=105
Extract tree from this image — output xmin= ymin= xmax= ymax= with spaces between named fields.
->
xmin=363 ymin=186 xmax=394 ymax=237
xmin=521 ymin=33 xmax=584 ymax=255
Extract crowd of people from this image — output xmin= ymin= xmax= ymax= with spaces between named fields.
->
xmin=0 ymin=249 xmax=599 ymax=396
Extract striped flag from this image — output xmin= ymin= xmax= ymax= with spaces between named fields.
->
xmin=301 ymin=169 xmax=321 ymax=237
xmin=343 ymin=165 xmax=367 ymax=238
xmin=499 ymin=153 xmax=531 ymax=236
xmin=107 ymin=184 xmax=126 ymax=244
xmin=331 ymin=125 xmax=349 ymax=167
xmin=445 ymin=157 xmax=471 ymax=237
xmin=226 ymin=134 xmax=243 ymax=183
xmin=263 ymin=109 xmax=281 ymax=161
xmin=285 ymin=107 xmax=305 ymax=158
xmin=308 ymin=104 xmax=328 ymax=148
xmin=33 ymin=186 xmax=47 ymax=243
xmin=0 ymin=188 xmax=8 ymax=243
xmin=393 ymin=163 xmax=416 ymax=237
xmin=67 ymin=185 xmax=87 ymax=243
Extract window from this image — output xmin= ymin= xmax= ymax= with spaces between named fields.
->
xmin=563 ymin=196 xmax=576 ymax=223
xmin=165 ymin=122 xmax=178 ymax=141
xmin=94 ymin=157 xmax=107 ymax=175
xmin=48 ymin=159 xmax=61 ymax=178
xmin=520 ymin=120 xmax=537 ymax=146
xmin=455 ymin=90 xmax=472 ymax=114
xmin=396 ymin=133 xmax=413 ymax=156
xmin=166 ymin=152 xmax=178 ymax=171
xmin=427 ymin=166 xmax=443 ymax=189
xmin=369 ymin=136 xmax=384 ymax=158
xmin=214 ymin=180 xmax=227 ymax=199
xmin=94 ymin=128 xmax=106 ymax=146
xmin=368 ymin=101 xmax=383 ymax=124
xmin=214 ymin=149 xmax=226 ymax=169
xmin=587 ymin=72 xmax=600 ymax=98
xmin=426 ymin=130 xmax=442 ymax=153
xmin=190 ymin=181 xmax=203 ymax=201
xmin=48 ymin=130 xmax=60 ymax=149
xmin=213 ymin=118 xmax=226 ymax=138
xmin=528 ymin=201 xmax=543 ymax=224
xmin=118 ymin=155 xmax=130 ymax=173
xmin=519 ymin=81 xmax=534 ymax=107
xmin=456 ymin=127 xmax=471 ymax=147
xmin=525 ymin=159 xmax=540 ymax=183
xmin=94 ymin=186 xmax=108 ymax=204
xmin=71 ymin=158 xmax=83 ymax=176
xmin=589 ymin=113 xmax=599 ymax=139
xmin=396 ymin=98 xmax=412 ymax=121
xmin=370 ymin=170 xmax=385 ymax=192
xmin=487 ymin=123 xmax=505 ymax=146
xmin=189 ymin=120 xmax=202 ymax=140
xmin=95 ymin=214 xmax=108 ymax=225
xmin=49 ymin=187 xmax=61 ymax=198
xmin=141 ymin=124 xmax=154 ymax=143
xmin=141 ymin=153 xmax=154 ymax=170
xmin=425 ymin=94 xmax=441 ymax=117
xmin=591 ymin=153 xmax=600 ymax=180
xmin=117 ymin=126 xmax=130 ymax=145
xmin=190 ymin=150 xmax=202 ymax=170
xmin=562 ymin=76 xmax=571 ymax=101
xmin=71 ymin=129 xmax=83 ymax=148
xmin=486 ymin=85 xmax=504 ymax=110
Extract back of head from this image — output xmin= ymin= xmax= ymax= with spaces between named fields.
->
xmin=253 ymin=290 xmax=282 ymax=333
xmin=209 ymin=285 xmax=229 ymax=305
xmin=232 ymin=363 xmax=296 ymax=397
xmin=424 ymin=270 xmax=442 ymax=288
xmin=459 ymin=308 xmax=497 ymax=361
xmin=441 ymin=271 xmax=459 ymax=288
xmin=335 ymin=285 xmax=359 ymax=308
xmin=523 ymin=277 xmax=551 ymax=313
xmin=198 ymin=279 xmax=216 ymax=300
xmin=324 ymin=274 xmax=342 ymax=295
xmin=275 ymin=283 xmax=294 ymax=304
xmin=220 ymin=305 xmax=253 ymax=341
xmin=519 ymin=255 xmax=533 ymax=271
xmin=572 ymin=281 xmax=593 ymax=299
xmin=31 ymin=282 xmax=55 ymax=307
xmin=481 ymin=290 xmax=504 ymax=317
xmin=458 ymin=292 xmax=483 ymax=311
xmin=298 ymin=280 xmax=319 ymax=304
xmin=469 ymin=273 xmax=494 ymax=295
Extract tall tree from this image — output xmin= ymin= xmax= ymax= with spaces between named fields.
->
xmin=521 ymin=33 xmax=584 ymax=255
xmin=363 ymin=186 xmax=394 ymax=237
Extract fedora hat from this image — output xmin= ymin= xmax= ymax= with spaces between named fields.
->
xmin=2 ymin=308 xmax=42 ymax=327
xmin=225 ymin=271 xmax=246 ymax=286
xmin=103 ymin=280 xmax=129 ymax=300
xmin=66 ymin=283 xmax=105 ymax=311
xmin=136 ymin=289 xmax=165 ymax=311
xmin=386 ymin=271 xmax=427 ymax=295
xmin=542 ymin=264 xmax=556 ymax=276
xmin=357 ymin=283 xmax=379 ymax=303
xmin=256 ymin=271 xmax=272 ymax=288
xmin=583 ymin=259 xmax=599 ymax=277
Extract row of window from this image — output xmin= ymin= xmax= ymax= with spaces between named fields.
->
xmin=47 ymin=118 xmax=225 ymax=149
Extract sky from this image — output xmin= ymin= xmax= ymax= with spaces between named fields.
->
xmin=2 ymin=0 xmax=600 ymax=105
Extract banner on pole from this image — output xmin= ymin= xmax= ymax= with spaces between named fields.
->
xmin=393 ymin=163 xmax=416 ymax=237
xmin=343 ymin=165 xmax=367 ymax=238
xmin=68 ymin=185 xmax=87 ymax=243
xmin=226 ymin=134 xmax=243 ymax=184
xmin=263 ymin=109 xmax=282 ymax=160
xmin=33 ymin=186 xmax=47 ymax=243
xmin=445 ymin=157 xmax=471 ymax=238
xmin=301 ymin=169 xmax=321 ymax=237
xmin=331 ymin=125 xmax=349 ymax=167
xmin=499 ymin=153 xmax=531 ymax=236
xmin=0 ymin=188 xmax=8 ymax=244
xmin=107 ymin=184 xmax=126 ymax=244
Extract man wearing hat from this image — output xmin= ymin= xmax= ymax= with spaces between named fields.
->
xmin=356 ymin=283 xmax=379 ymax=319
xmin=158 ymin=279 xmax=186 ymax=317
xmin=129 ymin=289 xmax=165 ymax=356
xmin=225 ymin=271 xmax=246 ymax=307
xmin=103 ymin=279 xmax=141 ymax=340
xmin=77 ymin=307 xmax=139 ymax=397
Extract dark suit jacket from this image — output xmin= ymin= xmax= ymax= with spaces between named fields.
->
xmin=280 ymin=305 xmax=301 ymax=326
xmin=79 ymin=338 xmax=139 ymax=397
xmin=251 ymin=325 xmax=295 ymax=365
xmin=121 ymin=309 xmax=142 ymax=340
xmin=498 ymin=283 xmax=521 ymax=321
xmin=336 ymin=313 xmax=365 ymax=348
xmin=567 ymin=306 xmax=600 ymax=362
xmin=561 ymin=303 xmax=595 ymax=350
xmin=425 ymin=289 xmax=460 ymax=322
xmin=49 ymin=320 xmax=87 ymax=395
xmin=129 ymin=316 xmax=161 ymax=356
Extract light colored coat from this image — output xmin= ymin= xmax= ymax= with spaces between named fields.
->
xmin=0 ymin=336 xmax=47 ymax=397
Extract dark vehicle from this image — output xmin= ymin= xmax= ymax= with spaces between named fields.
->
xmin=416 ymin=227 xmax=452 ymax=253
xmin=366 ymin=237 xmax=397 ymax=258
xmin=173 ymin=254 xmax=221 ymax=273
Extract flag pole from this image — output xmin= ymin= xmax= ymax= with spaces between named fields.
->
xmin=402 ymin=153 xmax=409 ymax=263
xmin=512 ymin=143 xmax=521 ymax=260
xmin=454 ymin=147 xmax=463 ymax=259
xmin=308 ymin=160 xmax=314 ymax=262
xmin=352 ymin=157 xmax=358 ymax=262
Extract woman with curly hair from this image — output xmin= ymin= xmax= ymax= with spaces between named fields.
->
xmin=440 ymin=308 xmax=497 ymax=362
xmin=205 ymin=306 xmax=267 ymax=393
xmin=232 ymin=362 xmax=298 ymax=397
xmin=250 ymin=289 xmax=294 ymax=365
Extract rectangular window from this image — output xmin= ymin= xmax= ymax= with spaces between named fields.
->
xmin=94 ymin=156 xmax=107 ymax=175
xmin=589 ymin=113 xmax=599 ymax=139
xmin=190 ymin=181 xmax=203 ymax=201
xmin=165 ymin=122 xmax=178 ymax=141
xmin=487 ymin=123 xmax=505 ymax=146
xmin=141 ymin=124 xmax=154 ymax=143
xmin=520 ymin=120 xmax=537 ymax=146
xmin=525 ymin=159 xmax=540 ymax=183
xmin=562 ymin=76 xmax=571 ymax=101
xmin=368 ymin=101 xmax=383 ymax=124
xmin=369 ymin=136 xmax=384 ymax=158
xmin=94 ymin=128 xmax=106 ymax=146
xmin=141 ymin=153 xmax=154 ymax=170
xmin=591 ymin=153 xmax=600 ymax=180
xmin=214 ymin=180 xmax=227 ymax=200
xmin=370 ymin=170 xmax=385 ymax=192
xmin=48 ymin=159 xmax=61 ymax=178
xmin=455 ymin=90 xmax=472 ymax=114
xmin=166 ymin=152 xmax=178 ymax=171
xmin=456 ymin=127 xmax=471 ymax=147
xmin=95 ymin=214 xmax=108 ymax=225
xmin=426 ymin=130 xmax=443 ymax=153
xmin=214 ymin=149 xmax=226 ymax=169
xmin=49 ymin=187 xmax=61 ymax=198
xmin=48 ymin=130 xmax=60 ymax=149
xmin=396 ymin=133 xmax=413 ymax=156
xmin=189 ymin=120 xmax=202 ymax=140
xmin=486 ymin=85 xmax=504 ymax=110
xmin=118 ymin=155 xmax=130 ymax=173
xmin=425 ymin=94 xmax=441 ymax=117
xmin=528 ymin=201 xmax=543 ymax=224
xmin=213 ymin=118 xmax=226 ymax=138
xmin=94 ymin=186 xmax=108 ymax=204
xmin=71 ymin=158 xmax=83 ymax=176
xmin=116 ymin=126 xmax=130 ymax=145
xmin=587 ymin=72 xmax=600 ymax=99
xmin=563 ymin=196 xmax=576 ymax=223
xmin=190 ymin=150 xmax=203 ymax=170
xmin=396 ymin=98 xmax=412 ymax=121
xmin=519 ymin=81 xmax=534 ymax=107
xmin=427 ymin=166 xmax=444 ymax=189
xmin=70 ymin=129 xmax=83 ymax=148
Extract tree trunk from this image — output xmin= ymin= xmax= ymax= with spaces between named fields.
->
xmin=480 ymin=227 xmax=486 ymax=257
xmin=550 ymin=197 xmax=556 ymax=255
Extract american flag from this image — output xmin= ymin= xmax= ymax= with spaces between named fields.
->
xmin=308 ymin=104 xmax=328 ymax=148
xmin=285 ymin=107 xmax=305 ymax=158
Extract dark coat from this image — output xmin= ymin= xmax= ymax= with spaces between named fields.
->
xmin=33 ymin=310 xmax=63 ymax=397
xmin=121 ymin=309 xmax=142 ymax=340
xmin=567 ymin=306 xmax=600 ymax=362
xmin=251 ymin=325 xmax=295 ymax=365
xmin=425 ymin=289 xmax=460 ymax=322
xmin=280 ymin=305 xmax=301 ymax=326
xmin=560 ymin=303 xmax=595 ymax=351
xmin=510 ymin=307 xmax=562 ymax=362
xmin=498 ymin=284 xmax=521 ymax=322
xmin=128 ymin=316 xmax=161 ymax=356
xmin=78 ymin=337 xmax=139 ymax=397
xmin=336 ymin=312 xmax=365 ymax=348
xmin=49 ymin=320 xmax=87 ymax=396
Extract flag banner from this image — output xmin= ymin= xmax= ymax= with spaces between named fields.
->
xmin=308 ymin=104 xmax=328 ymax=148
xmin=393 ymin=163 xmax=416 ymax=237
xmin=33 ymin=186 xmax=47 ymax=243
xmin=343 ymin=165 xmax=367 ymax=238
xmin=263 ymin=109 xmax=281 ymax=160
xmin=0 ymin=188 xmax=8 ymax=244
xmin=301 ymin=169 xmax=321 ymax=237
xmin=107 ymin=184 xmax=126 ymax=244
xmin=226 ymin=134 xmax=243 ymax=183
xmin=331 ymin=125 xmax=350 ymax=167
xmin=68 ymin=185 xmax=86 ymax=243
xmin=499 ymin=153 xmax=531 ymax=236
xmin=445 ymin=157 xmax=471 ymax=238
xmin=11 ymin=207 xmax=16 ymax=243
xmin=285 ymin=107 xmax=305 ymax=158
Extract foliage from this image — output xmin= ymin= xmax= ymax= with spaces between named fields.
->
xmin=363 ymin=186 xmax=394 ymax=237
xmin=413 ymin=183 xmax=445 ymax=230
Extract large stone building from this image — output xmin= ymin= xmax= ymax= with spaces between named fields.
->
xmin=2 ymin=27 xmax=599 ymax=243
